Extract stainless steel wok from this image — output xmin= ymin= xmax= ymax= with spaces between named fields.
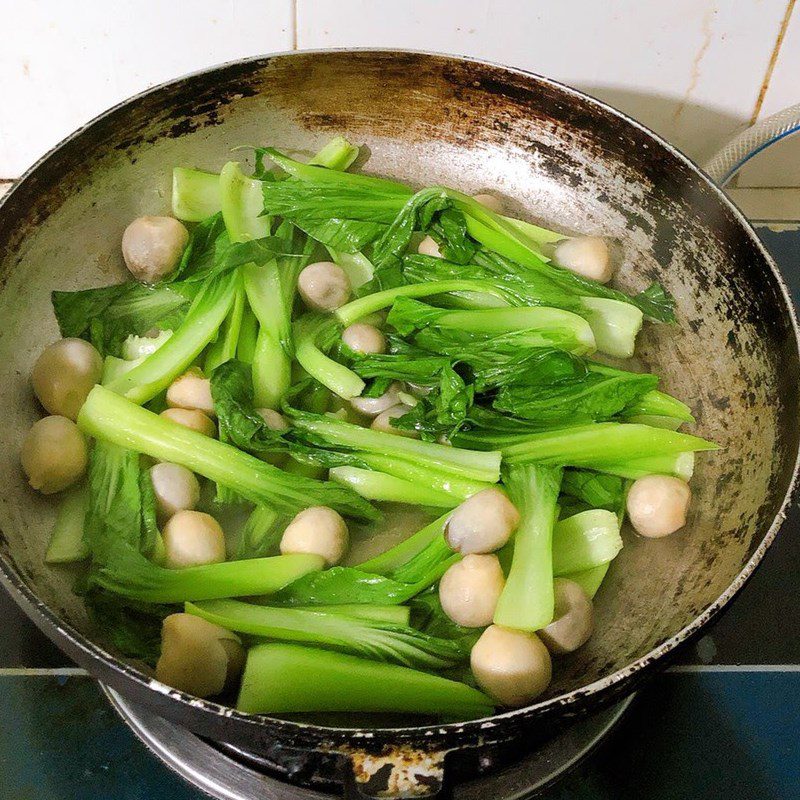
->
xmin=0 ymin=50 xmax=797 ymax=796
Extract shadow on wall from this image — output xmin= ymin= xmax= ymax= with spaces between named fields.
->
xmin=577 ymin=85 xmax=749 ymax=168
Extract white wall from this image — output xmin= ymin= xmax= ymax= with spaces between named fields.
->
xmin=0 ymin=0 xmax=798 ymax=190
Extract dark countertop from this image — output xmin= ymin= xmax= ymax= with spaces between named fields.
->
xmin=1 ymin=225 xmax=798 ymax=800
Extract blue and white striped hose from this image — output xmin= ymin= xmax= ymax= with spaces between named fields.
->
xmin=704 ymin=102 xmax=800 ymax=187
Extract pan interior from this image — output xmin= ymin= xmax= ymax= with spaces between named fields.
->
xmin=0 ymin=52 xmax=796 ymax=724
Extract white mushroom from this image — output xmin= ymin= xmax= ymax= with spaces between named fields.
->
xmin=370 ymin=404 xmax=419 ymax=438
xmin=538 ymin=578 xmax=594 ymax=654
xmin=444 ymin=487 xmax=520 ymax=554
xmin=166 ymin=368 xmax=215 ymax=417
xmin=626 ymin=475 xmax=691 ymax=538
xmin=21 ymin=415 xmax=88 ymax=494
xmin=439 ymin=554 xmax=505 ymax=628
xmin=31 ymin=338 xmax=103 ymax=420
xmin=162 ymin=510 xmax=226 ymax=569
xmin=553 ymin=236 xmax=613 ymax=283
xmin=150 ymin=462 xmax=200 ymax=522
xmin=122 ymin=216 xmax=189 ymax=284
xmin=159 ymin=408 xmax=216 ymax=438
xmin=279 ymin=506 xmax=349 ymax=566
xmin=417 ymin=236 xmax=442 ymax=258
xmin=342 ymin=323 xmax=387 ymax=355
xmin=470 ymin=625 xmax=552 ymax=707
xmin=350 ymin=382 xmax=403 ymax=417
xmin=472 ymin=193 xmax=504 ymax=213
xmin=156 ymin=613 xmax=244 ymax=698
xmin=254 ymin=408 xmax=289 ymax=432
xmin=297 ymin=262 xmax=351 ymax=311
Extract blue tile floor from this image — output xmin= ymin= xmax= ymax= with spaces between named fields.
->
xmin=1 ymin=225 xmax=799 ymax=799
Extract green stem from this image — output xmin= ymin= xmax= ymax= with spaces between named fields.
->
xmin=292 ymin=414 xmax=502 ymax=483
xmin=329 ymin=466 xmax=458 ymax=508
xmin=356 ymin=514 xmax=450 ymax=575
xmin=105 ymin=273 xmax=238 ymax=405
xmin=494 ymin=464 xmax=562 ymax=631
xmin=45 ymin=485 xmax=88 ymax=563
xmin=78 ymin=385 xmax=378 ymax=520
xmin=236 ymin=643 xmax=494 ymax=717
xmin=186 ymin=600 xmax=469 ymax=669
xmin=500 ymin=423 xmax=716 ymax=467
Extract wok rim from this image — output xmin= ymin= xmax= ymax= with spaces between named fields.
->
xmin=0 ymin=47 xmax=798 ymax=751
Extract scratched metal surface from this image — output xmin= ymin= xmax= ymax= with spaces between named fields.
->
xmin=0 ymin=52 xmax=797 ymax=756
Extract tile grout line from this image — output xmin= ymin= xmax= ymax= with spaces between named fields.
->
xmin=0 ymin=667 xmax=88 ymax=676
xmin=749 ymin=0 xmax=797 ymax=125
xmin=291 ymin=0 xmax=298 ymax=50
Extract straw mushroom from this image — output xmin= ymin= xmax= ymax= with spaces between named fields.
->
xmin=444 ymin=487 xmax=520 ymax=554
xmin=370 ymin=404 xmax=419 ymax=438
xmin=472 ymin=193 xmax=504 ymax=213
xmin=21 ymin=415 xmax=88 ymax=494
xmin=417 ymin=236 xmax=442 ymax=258
xmin=31 ymin=338 xmax=103 ymax=420
xmin=553 ymin=236 xmax=613 ymax=283
xmin=162 ymin=510 xmax=226 ymax=569
xmin=470 ymin=625 xmax=552 ymax=707
xmin=156 ymin=613 xmax=245 ymax=698
xmin=538 ymin=578 xmax=594 ymax=654
xmin=150 ymin=462 xmax=200 ymax=522
xmin=439 ymin=554 xmax=505 ymax=627
xmin=297 ymin=262 xmax=351 ymax=311
xmin=159 ymin=408 xmax=216 ymax=438
xmin=626 ymin=475 xmax=691 ymax=538
xmin=122 ymin=216 xmax=189 ymax=283
xmin=350 ymin=382 xmax=403 ymax=417
xmin=342 ymin=323 xmax=386 ymax=355
xmin=280 ymin=506 xmax=349 ymax=566
xmin=166 ymin=369 xmax=215 ymax=417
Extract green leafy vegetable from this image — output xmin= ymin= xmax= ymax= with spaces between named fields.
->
xmin=186 ymin=600 xmax=472 ymax=669
xmin=494 ymin=464 xmax=562 ymax=631
xmin=78 ymin=385 xmax=379 ymax=520
xmin=236 ymin=643 xmax=493 ymax=717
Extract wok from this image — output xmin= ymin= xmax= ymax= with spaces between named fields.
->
xmin=0 ymin=50 xmax=798 ymax=797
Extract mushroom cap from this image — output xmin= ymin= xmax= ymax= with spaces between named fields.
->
xmin=439 ymin=554 xmax=505 ymax=627
xmin=166 ymin=368 xmax=215 ymax=417
xmin=472 ymin=193 xmax=504 ymax=213
xmin=350 ymin=382 xmax=403 ymax=417
xmin=417 ymin=236 xmax=442 ymax=258
xmin=538 ymin=578 xmax=594 ymax=654
xmin=20 ymin=415 xmax=88 ymax=494
xmin=31 ymin=338 xmax=103 ymax=420
xmin=445 ymin=487 xmax=520 ymax=554
xmin=626 ymin=475 xmax=691 ymax=538
xmin=150 ymin=462 xmax=200 ymax=521
xmin=159 ymin=408 xmax=217 ymax=438
xmin=370 ymin=404 xmax=419 ymax=438
xmin=342 ymin=323 xmax=387 ymax=355
xmin=297 ymin=261 xmax=351 ymax=311
xmin=155 ymin=613 xmax=243 ymax=698
xmin=280 ymin=506 xmax=349 ymax=566
xmin=470 ymin=625 xmax=552 ymax=707
xmin=122 ymin=216 xmax=189 ymax=284
xmin=162 ymin=510 xmax=226 ymax=569
xmin=553 ymin=236 xmax=613 ymax=283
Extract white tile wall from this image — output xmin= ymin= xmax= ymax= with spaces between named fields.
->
xmin=0 ymin=0 xmax=798 ymax=195
xmin=736 ymin=9 xmax=800 ymax=187
xmin=0 ymin=0 xmax=293 ymax=177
